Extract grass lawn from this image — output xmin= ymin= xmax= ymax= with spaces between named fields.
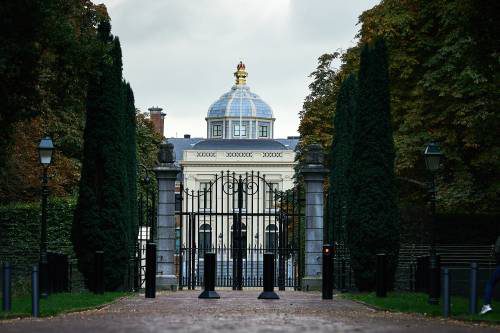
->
xmin=0 ymin=291 xmax=131 ymax=320
xmin=343 ymin=292 xmax=500 ymax=324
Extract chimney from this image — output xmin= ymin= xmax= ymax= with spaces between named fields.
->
xmin=148 ymin=106 xmax=166 ymax=136
xmin=184 ymin=134 xmax=191 ymax=139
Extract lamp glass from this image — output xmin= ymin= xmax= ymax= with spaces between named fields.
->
xmin=424 ymin=142 xmax=442 ymax=172
xmin=425 ymin=155 xmax=441 ymax=172
xmin=38 ymin=137 xmax=54 ymax=166
xmin=39 ymin=150 xmax=53 ymax=166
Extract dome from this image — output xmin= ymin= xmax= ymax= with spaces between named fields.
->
xmin=207 ymin=85 xmax=274 ymax=119
xmin=206 ymin=62 xmax=276 ymax=140
xmin=207 ymin=61 xmax=274 ymax=120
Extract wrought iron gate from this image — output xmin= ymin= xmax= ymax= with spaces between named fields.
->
xmin=176 ymin=171 xmax=303 ymax=289
xmin=134 ymin=171 xmax=157 ymax=290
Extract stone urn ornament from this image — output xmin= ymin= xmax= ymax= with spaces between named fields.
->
xmin=158 ymin=139 xmax=175 ymax=164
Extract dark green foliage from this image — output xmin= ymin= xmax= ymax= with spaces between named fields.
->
xmin=73 ymin=23 xmax=135 ymax=291
xmin=0 ymin=1 xmax=107 ymax=203
xmin=0 ymin=0 xmax=41 ymax=171
xmin=347 ymin=39 xmax=399 ymax=291
xmin=330 ymin=74 xmax=357 ymax=246
xmin=123 ymin=82 xmax=138 ymax=256
xmin=300 ymin=1 xmax=500 ymax=236
xmin=0 ymin=198 xmax=75 ymax=278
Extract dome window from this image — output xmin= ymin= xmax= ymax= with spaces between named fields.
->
xmin=212 ymin=123 xmax=222 ymax=137
xmin=258 ymin=124 xmax=268 ymax=138
xmin=233 ymin=123 xmax=247 ymax=137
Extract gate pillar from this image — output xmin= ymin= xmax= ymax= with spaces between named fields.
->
xmin=154 ymin=139 xmax=180 ymax=291
xmin=301 ymin=144 xmax=328 ymax=291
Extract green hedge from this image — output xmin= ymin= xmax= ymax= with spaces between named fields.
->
xmin=0 ymin=197 xmax=76 ymax=276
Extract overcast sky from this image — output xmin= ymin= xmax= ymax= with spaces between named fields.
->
xmin=100 ymin=0 xmax=380 ymax=138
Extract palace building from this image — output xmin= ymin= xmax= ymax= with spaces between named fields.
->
xmin=166 ymin=62 xmax=298 ymax=193
xmin=151 ymin=62 xmax=300 ymax=288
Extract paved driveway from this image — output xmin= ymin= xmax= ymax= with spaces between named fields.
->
xmin=1 ymin=290 xmax=498 ymax=332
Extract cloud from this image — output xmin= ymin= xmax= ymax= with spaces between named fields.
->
xmin=99 ymin=0 xmax=380 ymax=138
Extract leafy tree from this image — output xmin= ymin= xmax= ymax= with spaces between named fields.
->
xmin=329 ymin=74 xmax=357 ymax=247
xmin=347 ymin=40 xmax=399 ymax=291
xmin=0 ymin=0 xmax=108 ymax=203
xmin=0 ymin=0 xmax=41 ymax=172
xmin=135 ymin=111 xmax=162 ymax=197
xmin=298 ymin=53 xmax=341 ymax=160
xmin=354 ymin=0 xmax=499 ymax=214
xmin=300 ymin=0 xmax=500 ymax=238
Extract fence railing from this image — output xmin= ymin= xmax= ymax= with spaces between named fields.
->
xmin=332 ymin=243 xmax=497 ymax=292
xmin=0 ymin=255 xmax=86 ymax=297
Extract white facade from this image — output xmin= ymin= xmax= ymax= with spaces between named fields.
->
xmin=179 ymin=146 xmax=296 ymax=250
xmin=181 ymin=149 xmax=295 ymax=191
xmin=168 ymin=63 xmax=299 ymax=281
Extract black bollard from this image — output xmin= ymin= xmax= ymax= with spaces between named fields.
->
xmin=429 ymin=254 xmax=441 ymax=305
xmin=376 ymin=253 xmax=387 ymax=298
xmin=258 ymin=253 xmax=279 ymax=299
xmin=2 ymin=262 xmax=12 ymax=311
xmin=145 ymin=242 xmax=156 ymax=298
xmin=32 ymin=265 xmax=40 ymax=317
xmin=94 ymin=251 xmax=104 ymax=294
xmin=442 ymin=268 xmax=450 ymax=318
xmin=469 ymin=262 xmax=478 ymax=315
xmin=322 ymin=245 xmax=334 ymax=299
xmin=199 ymin=252 xmax=220 ymax=299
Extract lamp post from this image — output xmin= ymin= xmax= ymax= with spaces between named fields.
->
xmin=424 ymin=142 xmax=443 ymax=305
xmin=139 ymin=164 xmax=155 ymax=240
xmin=38 ymin=137 xmax=54 ymax=298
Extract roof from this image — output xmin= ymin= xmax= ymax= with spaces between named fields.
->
xmin=207 ymin=85 xmax=273 ymax=119
xmin=167 ymin=137 xmax=204 ymax=162
xmin=192 ymin=139 xmax=287 ymax=151
xmin=166 ymin=137 xmax=299 ymax=162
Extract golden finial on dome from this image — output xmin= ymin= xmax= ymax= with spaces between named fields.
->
xmin=234 ymin=61 xmax=247 ymax=85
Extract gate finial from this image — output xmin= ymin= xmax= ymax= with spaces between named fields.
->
xmin=158 ymin=139 xmax=175 ymax=164
xmin=304 ymin=143 xmax=324 ymax=166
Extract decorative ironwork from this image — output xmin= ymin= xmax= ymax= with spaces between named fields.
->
xmin=196 ymin=152 xmax=216 ymax=158
xmin=262 ymin=152 xmax=283 ymax=158
xmin=226 ymin=152 xmax=253 ymax=158
xmin=176 ymin=170 xmax=304 ymax=290
xmin=134 ymin=165 xmax=157 ymax=290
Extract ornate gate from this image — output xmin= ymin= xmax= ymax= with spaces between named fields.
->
xmin=177 ymin=171 xmax=303 ymax=289
xmin=134 ymin=171 xmax=157 ymax=290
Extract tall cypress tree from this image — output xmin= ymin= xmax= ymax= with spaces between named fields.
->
xmin=347 ymin=39 xmax=399 ymax=291
xmin=330 ymin=74 xmax=357 ymax=249
xmin=100 ymin=36 xmax=130 ymax=290
xmin=123 ymin=82 xmax=137 ymax=258
xmin=72 ymin=22 xmax=132 ymax=291
xmin=72 ymin=21 xmax=111 ymax=291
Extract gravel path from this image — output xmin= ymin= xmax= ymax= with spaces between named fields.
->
xmin=1 ymin=290 xmax=498 ymax=332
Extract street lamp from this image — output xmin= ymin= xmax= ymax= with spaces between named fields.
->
xmin=424 ymin=141 xmax=443 ymax=305
xmin=38 ymin=136 xmax=54 ymax=298
xmin=424 ymin=142 xmax=442 ymax=173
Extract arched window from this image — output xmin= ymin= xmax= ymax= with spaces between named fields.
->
xmin=231 ymin=223 xmax=247 ymax=259
xmin=264 ymin=224 xmax=278 ymax=252
xmin=198 ymin=224 xmax=212 ymax=255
